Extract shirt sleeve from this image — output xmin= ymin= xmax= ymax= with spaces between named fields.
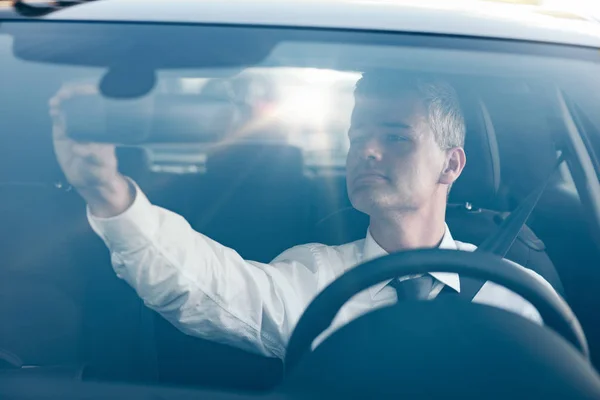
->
xmin=87 ymin=181 xmax=321 ymax=359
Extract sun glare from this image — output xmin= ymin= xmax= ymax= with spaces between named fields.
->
xmin=276 ymin=86 xmax=332 ymax=125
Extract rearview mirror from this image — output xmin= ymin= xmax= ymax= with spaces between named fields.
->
xmin=61 ymin=92 xmax=240 ymax=145
xmin=99 ymin=65 xmax=157 ymax=100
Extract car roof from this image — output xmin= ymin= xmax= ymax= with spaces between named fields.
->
xmin=40 ymin=0 xmax=600 ymax=48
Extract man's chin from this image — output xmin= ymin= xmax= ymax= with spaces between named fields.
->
xmin=350 ymin=190 xmax=417 ymax=216
xmin=349 ymin=191 xmax=388 ymax=215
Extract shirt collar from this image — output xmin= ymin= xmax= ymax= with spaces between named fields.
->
xmin=364 ymin=224 xmax=461 ymax=299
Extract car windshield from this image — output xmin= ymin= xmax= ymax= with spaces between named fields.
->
xmin=1 ymin=18 xmax=600 ymax=394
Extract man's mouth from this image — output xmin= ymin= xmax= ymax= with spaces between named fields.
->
xmin=353 ymin=172 xmax=388 ymax=185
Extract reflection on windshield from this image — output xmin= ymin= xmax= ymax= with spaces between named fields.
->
xmin=2 ymin=19 xmax=600 ymax=395
xmin=51 ymin=66 xmax=359 ymax=173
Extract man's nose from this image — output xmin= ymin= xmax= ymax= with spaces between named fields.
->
xmin=361 ymin=136 xmax=384 ymax=161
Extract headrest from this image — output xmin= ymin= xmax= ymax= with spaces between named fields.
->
xmin=206 ymin=143 xmax=304 ymax=178
xmin=449 ymin=96 xmax=500 ymax=209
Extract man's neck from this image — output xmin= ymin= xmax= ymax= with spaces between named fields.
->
xmin=368 ymin=205 xmax=446 ymax=254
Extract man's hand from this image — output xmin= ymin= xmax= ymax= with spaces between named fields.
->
xmin=50 ymin=83 xmax=134 ymax=218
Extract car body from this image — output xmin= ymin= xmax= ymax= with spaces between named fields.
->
xmin=43 ymin=0 xmax=600 ymax=46
xmin=1 ymin=0 xmax=600 ymax=399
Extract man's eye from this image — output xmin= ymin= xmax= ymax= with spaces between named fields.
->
xmin=386 ymin=134 xmax=408 ymax=142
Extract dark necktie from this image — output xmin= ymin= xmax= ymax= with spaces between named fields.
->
xmin=390 ymin=275 xmax=434 ymax=301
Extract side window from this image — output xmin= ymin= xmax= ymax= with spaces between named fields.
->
xmin=570 ymin=103 xmax=600 ymax=174
xmin=557 ymin=76 xmax=600 ymax=176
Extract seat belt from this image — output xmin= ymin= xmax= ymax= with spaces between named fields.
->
xmin=459 ymin=153 xmax=566 ymax=301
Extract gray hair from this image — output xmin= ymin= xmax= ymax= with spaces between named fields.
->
xmin=354 ymin=72 xmax=466 ymax=150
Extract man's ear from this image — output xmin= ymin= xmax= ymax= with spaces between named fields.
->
xmin=439 ymin=147 xmax=466 ymax=185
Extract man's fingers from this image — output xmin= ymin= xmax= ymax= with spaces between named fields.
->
xmin=71 ymin=142 xmax=112 ymax=156
xmin=49 ymin=83 xmax=98 ymax=115
xmin=70 ymin=142 xmax=115 ymax=165
xmin=52 ymin=82 xmax=98 ymax=102
xmin=50 ymin=82 xmax=99 ymax=140
xmin=51 ymin=111 xmax=68 ymax=140
xmin=50 ymin=83 xmax=98 ymax=109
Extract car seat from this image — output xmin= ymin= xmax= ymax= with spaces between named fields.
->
xmin=146 ymin=143 xmax=311 ymax=390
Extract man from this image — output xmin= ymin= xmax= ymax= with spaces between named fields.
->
xmin=52 ymin=72 xmax=556 ymax=360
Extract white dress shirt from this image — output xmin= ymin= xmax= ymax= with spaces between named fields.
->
xmin=88 ymin=183 xmax=557 ymax=360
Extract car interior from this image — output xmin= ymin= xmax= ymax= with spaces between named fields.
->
xmin=1 ymin=75 xmax=599 ymax=387
xmin=2 ymin=17 xmax=600 ymax=400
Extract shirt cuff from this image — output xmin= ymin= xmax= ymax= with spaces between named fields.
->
xmin=87 ymin=178 xmax=159 ymax=253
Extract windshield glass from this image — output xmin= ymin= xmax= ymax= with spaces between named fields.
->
xmin=2 ymin=19 xmax=600 ymax=393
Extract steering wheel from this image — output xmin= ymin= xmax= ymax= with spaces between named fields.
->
xmin=284 ymin=249 xmax=588 ymax=373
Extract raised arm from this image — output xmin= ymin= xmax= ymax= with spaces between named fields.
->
xmin=51 ymin=84 xmax=320 ymax=359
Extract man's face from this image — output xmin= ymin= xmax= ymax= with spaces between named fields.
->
xmin=346 ymin=91 xmax=449 ymax=215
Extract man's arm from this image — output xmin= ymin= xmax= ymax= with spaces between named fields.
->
xmin=50 ymin=85 xmax=320 ymax=359
xmin=88 ymin=183 xmax=320 ymax=359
